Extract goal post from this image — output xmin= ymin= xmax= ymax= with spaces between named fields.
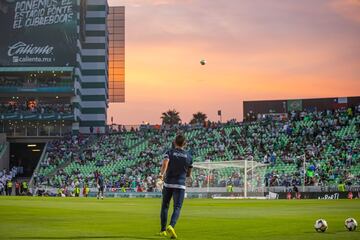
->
xmin=192 ymin=158 xmax=268 ymax=199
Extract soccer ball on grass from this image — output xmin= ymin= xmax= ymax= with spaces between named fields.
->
xmin=314 ymin=219 xmax=328 ymax=232
xmin=345 ymin=218 xmax=358 ymax=231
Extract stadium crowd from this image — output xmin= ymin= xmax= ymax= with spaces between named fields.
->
xmin=0 ymin=167 xmax=19 ymax=195
xmin=33 ymin=134 xmax=90 ymax=186
xmin=0 ymin=101 xmax=72 ymax=115
xmin=33 ymin=106 xmax=360 ymax=193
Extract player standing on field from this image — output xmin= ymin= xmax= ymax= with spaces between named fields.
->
xmin=158 ymin=134 xmax=193 ymax=239
xmin=97 ymin=173 xmax=105 ymax=200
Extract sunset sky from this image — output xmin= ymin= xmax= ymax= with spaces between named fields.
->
xmin=108 ymin=0 xmax=360 ymax=125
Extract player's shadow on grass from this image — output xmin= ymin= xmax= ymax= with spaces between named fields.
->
xmin=12 ymin=236 xmax=158 ymax=240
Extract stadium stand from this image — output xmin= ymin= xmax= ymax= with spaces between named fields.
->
xmin=33 ymin=134 xmax=91 ymax=186
xmin=0 ymin=101 xmax=72 ymax=115
xmin=32 ymin=107 xmax=360 ymax=192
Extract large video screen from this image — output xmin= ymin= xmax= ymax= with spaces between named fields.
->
xmin=0 ymin=0 xmax=77 ymax=67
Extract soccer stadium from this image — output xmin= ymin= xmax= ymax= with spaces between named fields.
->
xmin=0 ymin=0 xmax=359 ymax=239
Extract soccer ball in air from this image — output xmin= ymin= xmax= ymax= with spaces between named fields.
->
xmin=200 ymin=59 xmax=206 ymax=65
xmin=314 ymin=219 xmax=328 ymax=232
xmin=345 ymin=218 xmax=358 ymax=231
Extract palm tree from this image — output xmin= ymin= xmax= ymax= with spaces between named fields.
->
xmin=161 ymin=109 xmax=181 ymax=125
xmin=190 ymin=112 xmax=207 ymax=124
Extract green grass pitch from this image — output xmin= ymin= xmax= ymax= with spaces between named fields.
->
xmin=0 ymin=197 xmax=359 ymax=239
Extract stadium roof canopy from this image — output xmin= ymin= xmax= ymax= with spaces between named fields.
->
xmin=193 ymin=160 xmax=267 ymax=170
xmin=0 ymin=67 xmax=73 ymax=72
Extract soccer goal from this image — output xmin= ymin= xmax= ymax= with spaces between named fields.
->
xmin=192 ymin=158 xmax=270 ymax=199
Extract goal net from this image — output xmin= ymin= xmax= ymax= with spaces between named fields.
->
xmin=192 ymin=159 xmax=270 ymax=199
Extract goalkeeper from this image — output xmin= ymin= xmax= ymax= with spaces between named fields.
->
xmin=158 ymin=134 xmax=193 ymax=239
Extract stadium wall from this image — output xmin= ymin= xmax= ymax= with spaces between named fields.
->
xmin=76 ymin=0 xmax=109 ymax=133
xmin=0 ymin=133 xmax=9 ymax=170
